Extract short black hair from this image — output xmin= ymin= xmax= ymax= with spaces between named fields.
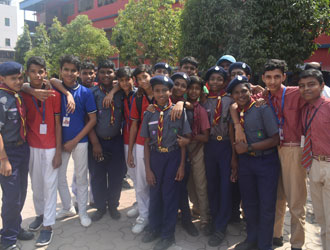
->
xmin=188 ymin=75 xmax=204 ymax=90
xmin=60 ymin=55 xmax=81 ymax=71
xmin=98 ymin=59 xmax=115 ymax=70
xmin=133 ymin=64 xmax=152 ymax=82
xmin=263 ymin=59 xmax=287 ymax=74
xmin=299 ymin=69 xmax=324 ymax=85
xmin=27 ymin=56 xmax=46 ymax=71
xmin=116 ymin=66 xmax=133 ymax=79
xmin=180 ymin=56 xmax=199 ymax=68
xmin=304 ymin=62 xmax=322 ymax=71
xmin=81 ymin=60 xmax=95 ymax=70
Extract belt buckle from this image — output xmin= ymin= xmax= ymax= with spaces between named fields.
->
xmin=158 ymin=147 xmax=168 ymax=153
xmin=17 ymin=140 xmax=24 ymax=146
xmin=249 ymin=152 xmax=256 ymax=157
xmin=104 ymin=136 xmax=112 ymax=140
xmin=319 ymin=155 xmax=326 ymax=161
xmin=216 ymin=136 xmax=223 ymax=141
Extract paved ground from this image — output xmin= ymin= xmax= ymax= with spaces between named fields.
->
xmin=0 ymin=157 xmax=323 ymax=250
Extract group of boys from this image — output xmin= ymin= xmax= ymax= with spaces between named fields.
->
xmin=0 ymin=53 xmax=329 ymax=250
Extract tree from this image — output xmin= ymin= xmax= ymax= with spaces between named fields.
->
xmin=15 ymin=24 xmax=32 ymax=65
xmin=180 ymin=0 xmax=330 ymax=74
xmin=112 ymin=0 xmax=182 ymax=66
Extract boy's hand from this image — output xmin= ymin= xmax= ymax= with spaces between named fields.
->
xmin=175 ymin=164 xmax=184 ymax=181
xmin=43 ymin=79 xmax=53 ymax=90
xmin=251 ymin=84 xmax=264 ymax=95
xmin=234 ymin=124 xmax=247 ymax=143
xmin=33 ymin=89 xmax=56 ymax=102
xmin=146 ymin=104 xmax=155 ymax=113
xmin=171 ymin=101 xmax=184 ymax=121
xmin=63 ymin=140 xmax=77 ymax=153
xmin=255 ymin=98 xmax=266 ymax=107
xmin=0 ymin=158 xmax=12 ymax=176
xmin=146 ymin=169 xmax=156 ymax=186
xmin=127 ymin=152 xmax=135 ymax=168
xmin=92 ymin=143 xmax=103 ymax=162
xmin=234 ymin=142 xmax=248 ymax=154
xmin=177 ymin=135 xmax=190 ymax=147
xmin=52 ymin=151 xmax=62 ymax=169
xmin=103 ymin=92 xmax=114 ymax=108
xmin=65 ymin=92 xmax=75 ymax=114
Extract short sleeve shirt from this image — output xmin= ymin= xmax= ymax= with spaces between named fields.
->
xmin=60 ymin=83 xmax=97 ymax=143
xmin=202 ymin=95 xmax=233 ymax=138
xmin=140 ymin=105 xmax=191 ymax=147
xmin=0 ymin=90 xmax=22 ymax=143
xmin=91 ymin=85 xmax=124 ymax=138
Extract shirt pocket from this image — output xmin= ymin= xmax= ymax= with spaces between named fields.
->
xmin=7 ymin=109 xmax=19 ymax=121
xmin=148 ymin=121 xmax=158 ymax=139
xmin=168 ymin=120 xmax=181 ymax=136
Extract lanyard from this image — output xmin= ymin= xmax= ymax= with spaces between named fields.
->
xmin=304 ymin=102 xmax=323 ymax=135
xmin=269 ymin=87 xmax=286 ymax=128
xmin=32 ymin=97 xmax=45 ymax=123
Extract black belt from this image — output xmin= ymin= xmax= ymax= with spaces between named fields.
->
xmin=5 ymin=140 xmax=25 ymax=147
xmin=150 ymin=145 xmax=179 ymax=153
xmin=210 ymin=135 xmax=229 ymax=141
xmin=246 ymin=148 xmax=276 ymax=157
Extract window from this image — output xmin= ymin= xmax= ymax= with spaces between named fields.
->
xmin=5 ymin=18 xmax=10 ymax=26
xmin=5 ymin=38 xmax=10 ymax=47
xmin=78 ymin=0 xmax=94 ymax=13
xmin=98 ymin=0 xmax=117 ymax=7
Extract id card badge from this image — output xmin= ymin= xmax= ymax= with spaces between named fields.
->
xmin=40 ymin=123 xmax=47 ymax=135
xmin=279 ymin=128 xmax=284 ymax=141
xmin=62 ymin=117 xmax=70 ymax=127
xmin=300 ymin=135 xmax=305 ymax=148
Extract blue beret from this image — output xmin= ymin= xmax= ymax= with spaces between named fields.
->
xmin=171 ymin=72 xmax=191 ymax=85
xmin=205 ymin=66 xmax=227 ymax=81
xmin=153 ymin=62 xmax=172 ymax=73
xmin=229 ymin=62 xmax=252 ymax=76
xmin=0 ymin=62 xmax=23 ymax=76
xmin=216 ymin=55 xmax=236 ymax=66
xmin=150 ymin=75 xmax=174 ymax=89
xmin=226 ymin=75 xmax=250 ymax=94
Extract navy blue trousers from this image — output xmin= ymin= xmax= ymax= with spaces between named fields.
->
xmin=231 ymin=181 xmax=241 ymax=221
xmin=148 ymin=148 xmax=181 ymax=239
xmin=0 ymin=143 xmax=29 ymax=245
xmin=238 ymin=151 xmax=280 ymax=250
xmin=90 ymin=135 xmax=125 ymax=210
xmin=204 ymin=139 xmax=232 ymax=232
xmin=179 ymin=160 xmax=192 ymax=224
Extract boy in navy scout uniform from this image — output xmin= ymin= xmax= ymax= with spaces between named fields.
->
xmin=201 ymin=66 xmax=235 ymax=247
xmin=140 ymin=75 xmax=191 ymax=250
xmin=228 ymin=76 xmax=281 ymax=250
xmin=0 ymin=62 xmax=34 ymax=250
xmin=89 ymin=59 xmax=126 ymax=221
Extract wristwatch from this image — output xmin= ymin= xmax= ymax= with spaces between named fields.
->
xmin=247 ymin=144 xmax=253 ymax=153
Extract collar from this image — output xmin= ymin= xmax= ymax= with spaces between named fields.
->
xmin=270 ymin=84 xmax=285 ymax=98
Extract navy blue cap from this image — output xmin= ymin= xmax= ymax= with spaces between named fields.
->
xmin=226 ymin=75 xmax=250 ymax=94
xmin=171 ymin=72 xmax=191 ymax=85
xmin=150 ymin=75 xmax=174 ymax=89
xmin=205 ymin=66 xmax=227 ymax=81
xmin=216 ymin=55 xmax=236 ymax=66
xmin=0 ymin=62 xmax=23 ymax=76
xmin=153 ymin=62 xmax=172 ymax=74
xmin=229 ymin=62 xmax=252 ymax=76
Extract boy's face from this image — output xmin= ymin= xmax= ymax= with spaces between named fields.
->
xmin=80 ymin=69 xmax=95 ymax=86
xmin=0 ymin=73 xmax=24 ymax=92
xmin=98 ymin=67 xmax=115 ymax=86
xmin=230 ymin=68 xmax=248 ymax=81
xmin=118 ymin=76 xmax=133 ymax=93
xmin=60 ymin=63 xmax=79 ymax=86
xmin=232 ymin=83 xmax=252 ymax=108
xmin=262 ymin=69 xmax=286 ymax=93
xmin=219 ymin=60 xmax=231 ymax=72
xmin=180 ymin=63 xmax=197 ymax=76
xmin=208 ymin=73 xmax=225 ymax=92
xmin=153 ymin=84 xmax=171 ymax=106
xmin=187 ymin=83 xmax=202 ymax=101
xmin=172 ymin=78 xmax=187 ymax=98
xmin=298 ymin=77 xmax=324 ymax=103
xmin=27 ymin=63 xmax=47 ymax=88
xmin=136 ymin=72 xmax=151 ymax=90
xmin=154 ymin=68 xmax=169 ymax=77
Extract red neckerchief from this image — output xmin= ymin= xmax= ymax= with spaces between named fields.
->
xmin=0 ymin=83 xmax=26 ymax=141
xmin=237 ymin=99 xmax=256 ymax=128
xmin=208 ymin=90 xmax=226 ymax=126
xmin=192 ymin=101 xmax=202 ymax=137
xmin=170 ymin=95 xmax=185 ymax=104
xmin=99 ymin=84 xmax=115 ymax=125
xmin=153 ymin=99 xmax=172 ymax=148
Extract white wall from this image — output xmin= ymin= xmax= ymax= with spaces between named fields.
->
xmin=0 ymin=3 xmax=18 ymax=50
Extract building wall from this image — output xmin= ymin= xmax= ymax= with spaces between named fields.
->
xmin=0 ymin=3 xmax=17 ymax=50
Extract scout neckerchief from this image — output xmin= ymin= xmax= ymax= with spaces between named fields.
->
xmin=99 ymin=84 xmax=115 ymax=125
xmin=192 ymin=101 xmax=203 ymax=137
xmin=153 ymin=98 xmax=172 ymax=148
xmin=237 ymin=99 xmax=256 ymax=128
xmin=0 ymin=83 xmax=26 ymax=140
xmin=208 ymin=90 xmax=226 ymax=126
xmin=269 ymin=87 xmax=286 ymax=143
xmin=301 ymin=101 xmax=324 ymax=171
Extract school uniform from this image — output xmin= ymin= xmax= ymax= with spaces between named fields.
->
xmin=301 ymin=96 xmax=330 ymax=250
xmin=140 ymin=103 xmax=191 ymax=240
xmin=237 ymin=103 xmax=280 ymax=250
xmin=0 ymin=84 xmax=30 ymax=246
xmin=202 ymin=92 xmax=233 ymax=233
xmin=22 ymin=89 xmax=61 ymax=227
xmin=90 ymin=85 xmax=126 ymax=211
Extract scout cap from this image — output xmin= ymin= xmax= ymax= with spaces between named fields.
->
xmin=150 ymin=75 xmax=174 ymax=89
xmin=229 ymin=62 xmax=252 ymax=76
xmin=171 ymin=72 xmax=191 ymax=85
xmin=153 ymin=62 xmax=172 ymax=74
xmin=226 ymin=75 xmax=250 ymax=94
xmin=0 ymin=62 xmax=23 ymax=76
xmin=205 ymin=66 xmax=227 ymax=82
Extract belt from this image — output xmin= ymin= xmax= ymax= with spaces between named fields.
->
xmin=210 ymin=135 xmax=229 ymax=141
xmin=5 ymin=140 xmax=25 ymax=147
xmin=247 ymin=148 xmax=276 ymax=157
xmin=150 ymin=145 xmax=179 ymax=153
xmin=101 ymin=136 xmax=113 ymax=140
xmin=281 ymin=142 xmax=300 ymax=147
xmin=313 ymin=155 xmax=330 ymax=162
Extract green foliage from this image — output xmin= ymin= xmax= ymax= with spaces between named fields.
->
xmin=14 ymin=24 xmax=32 ymax=65
xmin=112 ymin=0 xmax=182 ymax=66
xmin=180 ymin=0 xmax=330 ymax=74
